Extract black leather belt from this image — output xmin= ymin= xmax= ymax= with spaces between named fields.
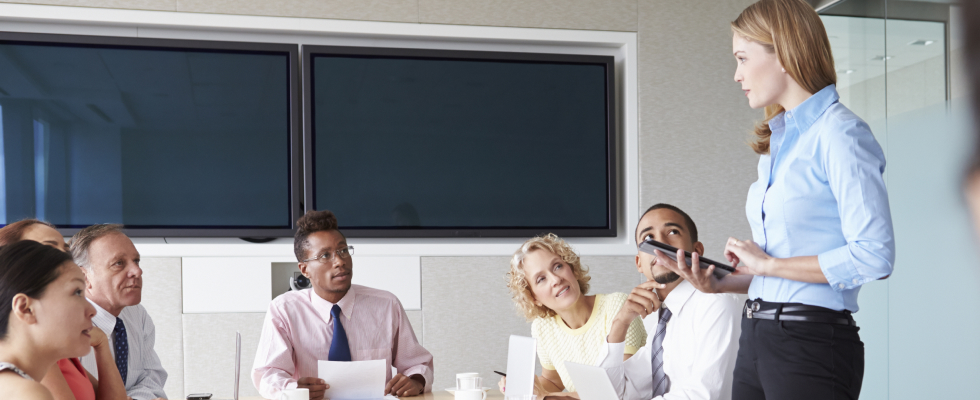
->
xmin=744 ymin=299 xmax=856 ymax=326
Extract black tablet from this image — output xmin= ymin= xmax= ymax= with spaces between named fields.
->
xmin=638 ymin=240 xmax=736 ymax=279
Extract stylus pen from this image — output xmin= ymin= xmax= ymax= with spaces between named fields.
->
xmin=494 ymin=371 xmax=507 ymax=377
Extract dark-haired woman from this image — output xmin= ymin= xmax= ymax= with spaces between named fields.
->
xmin=0 ymin=241 xmax=97 ymax=399
xmin=0 ymin=222 xmax=127 ymax=400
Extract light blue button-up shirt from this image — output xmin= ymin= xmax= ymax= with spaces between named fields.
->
xmin=745 ymin=84 xmax=895 ymax=312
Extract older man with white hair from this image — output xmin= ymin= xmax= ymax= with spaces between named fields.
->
xmin=71 ymin=224 xmax=168 ymax=400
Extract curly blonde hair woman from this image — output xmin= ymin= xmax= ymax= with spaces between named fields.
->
xmin=501 ymin=234 xmax=646 ymax=398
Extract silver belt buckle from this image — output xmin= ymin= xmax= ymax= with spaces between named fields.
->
xmin=747 ymin=301 xmax=760 ymax=318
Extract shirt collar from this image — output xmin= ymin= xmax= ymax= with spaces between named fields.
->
xmin=770 ymin=84 xmax=839 ymax=135
xmin=663 ymin=280 xmax=696 ymax=316
xmin=87 ymin=298 xmax=119 ymax=334
xmin=309 ymin=285 xmax=357 ymax=323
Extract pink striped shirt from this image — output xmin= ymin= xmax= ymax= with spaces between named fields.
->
xmin=251 ymin=285 xmax=433 ymax=398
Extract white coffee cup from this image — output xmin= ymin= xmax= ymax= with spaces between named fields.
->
xmin=456 ymin=372 xmax=479 ymax=380
xmin=454 ymin=389 xmax=487 ymax=400
xmin=456 ymin=373 xmax=482 ymax=390
xmin=278 ymin=388 xmax=309 ymax=400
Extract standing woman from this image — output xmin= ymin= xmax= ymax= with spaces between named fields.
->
xmin=666 ymin=0 xmax=894 ymax=399
xmin=0 ymin=241 xmax=98 ymax=399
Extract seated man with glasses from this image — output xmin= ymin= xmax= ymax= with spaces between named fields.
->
xmin=252 ymin=210 xmax=433 ymax=400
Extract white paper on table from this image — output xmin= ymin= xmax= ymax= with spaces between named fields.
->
xmin=505 ymin=335 xmax=537 ymax=397
xmin=318 ymin=359 xmax=395 ymax=400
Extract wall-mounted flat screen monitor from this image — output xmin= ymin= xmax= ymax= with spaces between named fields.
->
xmin=0 ymin=32 xmax=301 ymax=237
xmin=304 ymin=46 xmax=616 ymax=237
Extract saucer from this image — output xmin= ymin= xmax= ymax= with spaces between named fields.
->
xmin=445 ymin=387 xmax=492 ymax=394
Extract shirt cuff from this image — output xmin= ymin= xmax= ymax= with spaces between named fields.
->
xmin=401 ymin=366 xmax=431 ymax=392
xmin=269 ymin=378 xmax=298 ymax=398
xmin=818 ymin=246 xmax=866 ymax=292
xmin=599 ymin=342 xmax=626 ymax=368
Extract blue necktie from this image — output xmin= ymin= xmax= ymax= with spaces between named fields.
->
xmin=113 ymin=317 xmax=129 ymax=385
xmin=328 ymin=305 xmax=351 ymax=362
xmin=651 ymin=307 xmax=672 ymax=397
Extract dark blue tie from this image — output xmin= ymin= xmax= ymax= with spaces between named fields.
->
xmin=113 ymin=317 xmax=129 ymax=384
xmin=328 ymin=305 xmax=351 ymax=362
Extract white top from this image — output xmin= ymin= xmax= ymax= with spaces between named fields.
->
xmin=0 ymin=362 xmax=32 ymax=380
xmin=599 ymin=281 xmax=742 ymax=400
xmin=81 ymin=299 xmax=168 ymax=400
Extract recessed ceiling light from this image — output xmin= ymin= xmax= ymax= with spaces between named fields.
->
xmin=837 ymin=69 xmax=856 ymax=74
xmin=871 ymin=55 xmax=892 ymax=61
xmin=908 ymin=40 xmax=935 ymax=46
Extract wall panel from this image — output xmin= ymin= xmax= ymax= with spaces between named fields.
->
xmin=174 ymin=0 xmax=418 ymax=22
xmin=139 ymin=257 xmax=184 ymax=399
xmin=0 ymin=0 xmax=174 ymax=11
xmin=419 ymin=0 xmax=636 ymax=31
xmin=182 ymin=313 xmax=266 ymax=398
xmin=636 ymin=0 xmax=758 ymax=260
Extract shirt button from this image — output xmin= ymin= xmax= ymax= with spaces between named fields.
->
xmin=838 ymin=283 xmax=845 ymax=289
xmin=852 ymin=278 xmax=859 ymax=284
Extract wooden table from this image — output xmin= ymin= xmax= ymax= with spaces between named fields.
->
xmin=237 ymin=389 xmax=506 ymax=400
xmin=402 ymin=389 xmax=505 ymax=399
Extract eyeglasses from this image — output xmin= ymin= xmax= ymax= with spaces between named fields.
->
xmin=300 ymin=245 xmax=355 ymax=263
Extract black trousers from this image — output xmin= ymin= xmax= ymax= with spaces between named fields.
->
xmin=732 ymin=306 xmax=865 ymax=400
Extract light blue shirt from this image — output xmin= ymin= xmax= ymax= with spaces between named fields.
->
xmin=745 ymin=84 xmax=895 ymax=312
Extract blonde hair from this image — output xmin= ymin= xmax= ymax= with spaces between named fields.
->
xmin=505 ymin=233 xmax=591 ymax=321
xmin=732 ymin=0 xmax=837 ymax=154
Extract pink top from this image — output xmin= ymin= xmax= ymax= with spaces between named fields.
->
xmin=251 ymin=285 xmax=433 ymax=398
xmin=59 ymin=358 xmax=95 ymax=400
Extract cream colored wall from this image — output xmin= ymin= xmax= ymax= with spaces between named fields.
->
xmin=637 ymin=0 xmax=758 ymax=260
xmin=6 ymin=0 xmax=762 ymax=396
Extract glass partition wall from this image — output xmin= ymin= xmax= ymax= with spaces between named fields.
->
xmin=818 ymin=1 xmax=976 ymax=399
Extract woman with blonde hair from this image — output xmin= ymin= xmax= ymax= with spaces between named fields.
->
xmin=501 ymin=234 xmax=646 ymax=398
xmin=665 ymin=0 xmax=894 ymax=399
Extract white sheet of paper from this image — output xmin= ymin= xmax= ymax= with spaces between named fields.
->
xmin=564 ymin=362 xmax=619 ymax=400
xmin=318 ymin=359 xmax=392 ymax=400
xmin=505 ymin=335 xmax=537 ymax=396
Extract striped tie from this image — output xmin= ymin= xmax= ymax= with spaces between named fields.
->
xmin=651 ymin=306 xmax=672 ymax=398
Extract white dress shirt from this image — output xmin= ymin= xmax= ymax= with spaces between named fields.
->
xmin=599 ymin=281 xmax=742 ymax=400
xmin=81 ymin=299 xmax=168 ymax=400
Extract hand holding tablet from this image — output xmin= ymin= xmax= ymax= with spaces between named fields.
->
xmin=639 ymin=239 xmax=736 ymax=279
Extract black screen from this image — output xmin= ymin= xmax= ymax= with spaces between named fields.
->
xmin=0 ymin=38 xmax=293 ymax=230
xmin=310 ymin=50 xmax=612 ymax=234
